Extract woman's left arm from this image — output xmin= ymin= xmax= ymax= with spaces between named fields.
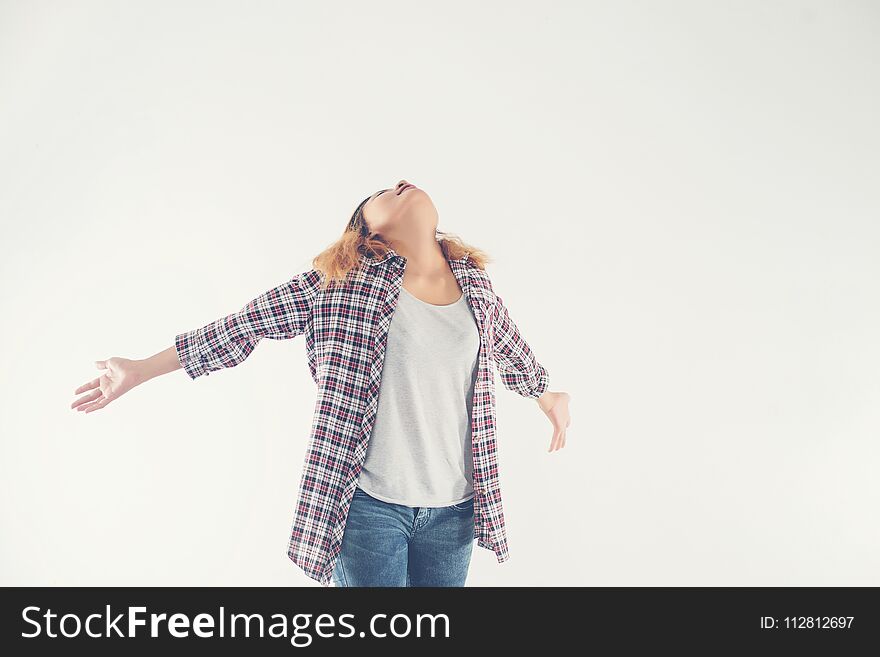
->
xmin=492 ymin=293 xmax=571 ymax=452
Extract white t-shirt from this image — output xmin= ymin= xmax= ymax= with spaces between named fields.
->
xmin=356 ymin=284 xmax=480 ymax=507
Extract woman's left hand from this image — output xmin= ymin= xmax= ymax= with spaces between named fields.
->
xmin=536 ymin=391 xmax=571 ymax=452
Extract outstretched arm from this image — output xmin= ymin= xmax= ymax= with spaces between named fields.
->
xmin=174 ymin=268 xmax=322 ymax=379
xmin=491 ymin=292 xmax=570 ymax=452
xmin=492 ymin=293 xmax=550 ymax=399
xmin=71 ymin=269 xmax=323 ymax=414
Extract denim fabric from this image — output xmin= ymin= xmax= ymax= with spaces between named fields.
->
xmin=331 ymin=485 xmax=475 ymax=587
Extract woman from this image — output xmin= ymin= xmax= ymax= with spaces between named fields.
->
xmin=70 ymin=179 xmax=572 ymax=587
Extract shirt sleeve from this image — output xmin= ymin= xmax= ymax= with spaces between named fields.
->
xmin=174 ymin=268 xmax=323 ymax=380
xmin=491 ymin=292 xmax=550 ymax=399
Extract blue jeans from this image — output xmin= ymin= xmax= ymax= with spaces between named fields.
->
xmin=331 ymin=485 xmax=475 ymax=587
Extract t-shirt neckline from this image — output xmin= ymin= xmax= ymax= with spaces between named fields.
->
xmin=400 ymin=285 xmax=465 ymax=308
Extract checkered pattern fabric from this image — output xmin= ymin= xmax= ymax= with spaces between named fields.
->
xmin=174 ymin=244 xmax=549 ymax=586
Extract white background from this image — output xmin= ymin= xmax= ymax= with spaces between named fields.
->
xmin=1 ymin=0 xmax=878 ymax=586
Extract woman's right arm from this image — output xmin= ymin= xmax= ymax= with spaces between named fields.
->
xmin=71 ymin=269 xmax=323 ymax=414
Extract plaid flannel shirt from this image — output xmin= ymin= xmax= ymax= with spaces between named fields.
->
xmin=174 ymin=243 xmax=549 ymax=586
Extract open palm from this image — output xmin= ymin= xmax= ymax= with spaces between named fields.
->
xmin=70 ymin=358 xmax=140 ymax=414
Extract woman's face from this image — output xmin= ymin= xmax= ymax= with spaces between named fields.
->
xmin=361 ymin=179 xmax=437 ymax=240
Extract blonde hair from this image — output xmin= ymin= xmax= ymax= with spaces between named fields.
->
xmin=311 ymin=195 xmax=491 ymax=289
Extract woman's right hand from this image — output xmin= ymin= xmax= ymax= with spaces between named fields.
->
xmin=71 ymin=357 xmax=143 ymax=414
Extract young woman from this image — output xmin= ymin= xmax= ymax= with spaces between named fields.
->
xmin=71 ymin=179 xmax=572 ymax=587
